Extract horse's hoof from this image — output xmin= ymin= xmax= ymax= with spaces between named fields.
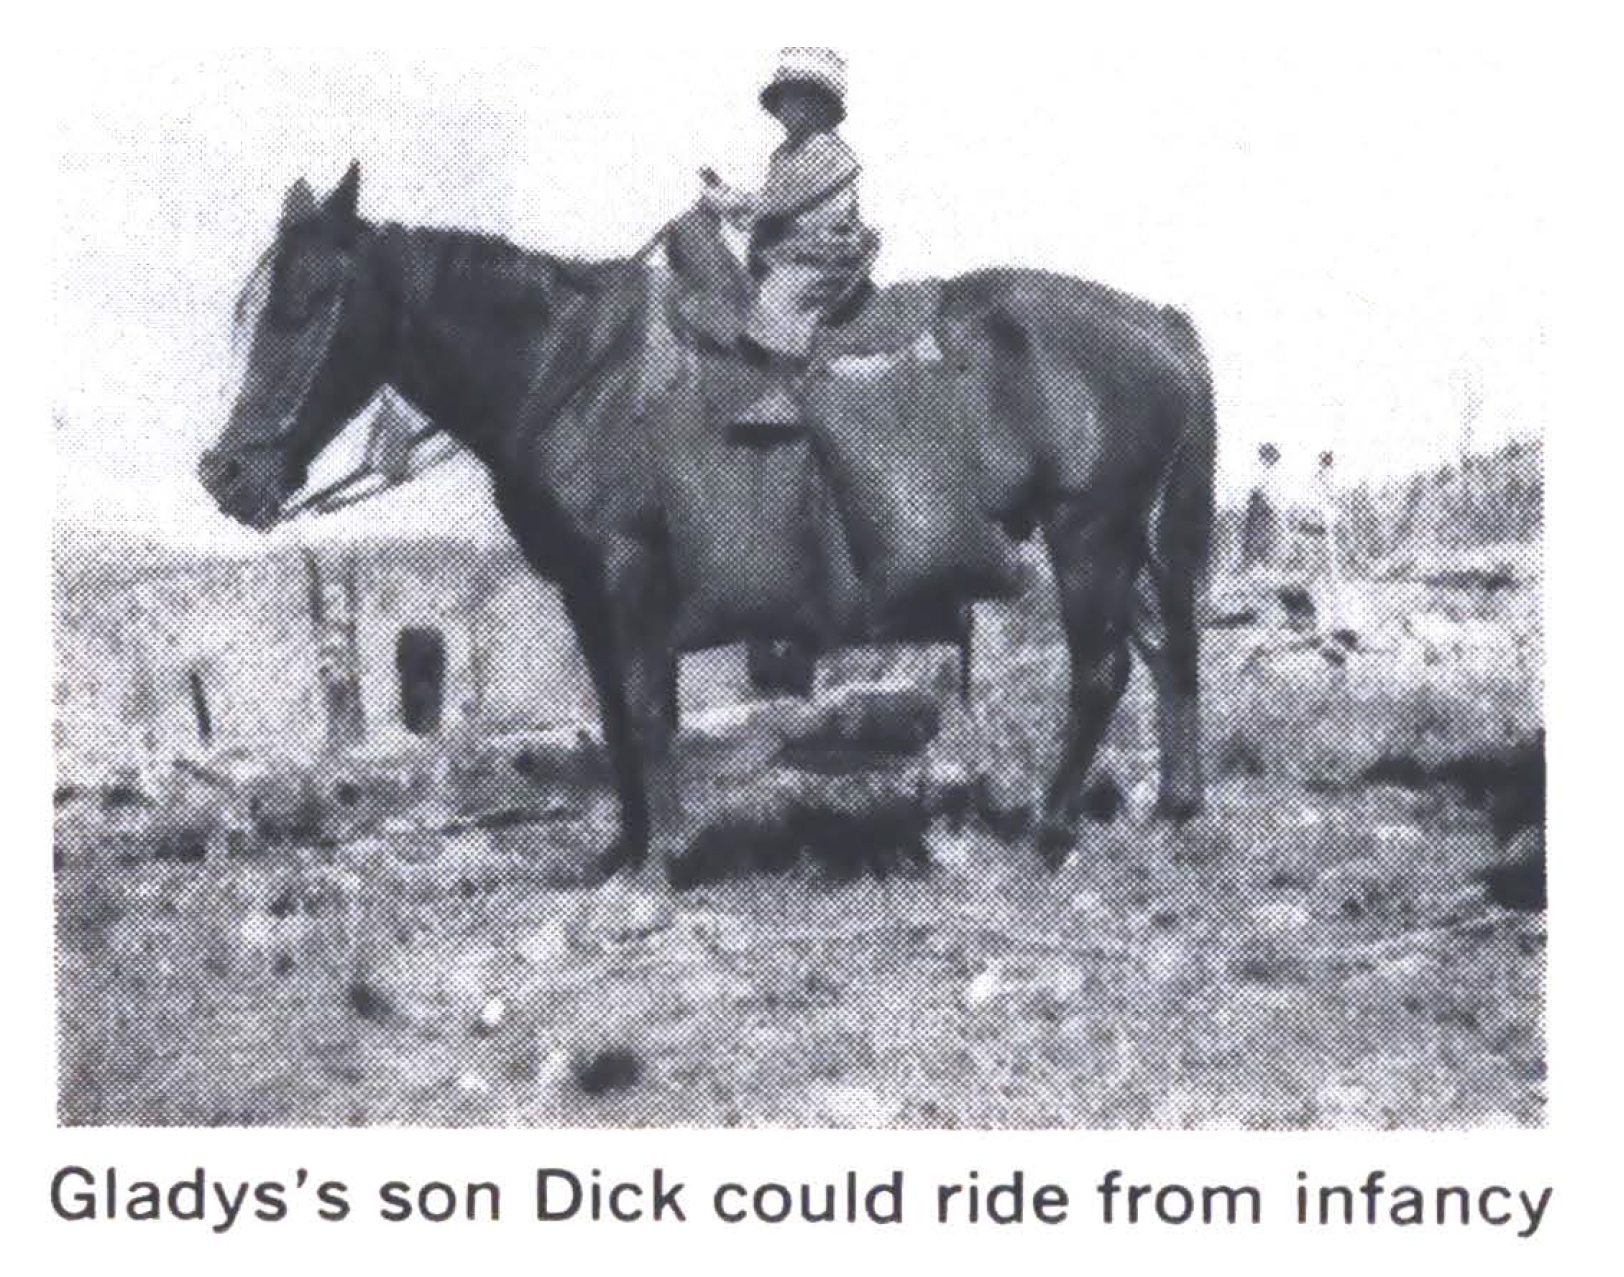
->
xmin=652 ymin=838 xmax=692 ymax=890
xmin=1034 ymin=821 xmax=1075 ymax=873
xmin=591 ymin=838 xmax=646 ymax=884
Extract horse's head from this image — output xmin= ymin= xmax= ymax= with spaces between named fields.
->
xmin=199 ymin=162 xmax=390 ymax=529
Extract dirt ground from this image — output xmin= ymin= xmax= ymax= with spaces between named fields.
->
xmin=54 ymin=560 xmax=1544 ymax=1128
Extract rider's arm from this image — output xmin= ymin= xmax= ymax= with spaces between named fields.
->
xmin=699 ymin=168 xmax=755 ymax=227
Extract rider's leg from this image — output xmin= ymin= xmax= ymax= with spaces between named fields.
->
xmin=737 ymin=263 xmax=822 ymax=429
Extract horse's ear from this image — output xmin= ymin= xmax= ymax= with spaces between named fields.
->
xmin=279 ymin=178 xmax=316 ymax=228
xmin=323 ymin=160 xmax=361 ymax=221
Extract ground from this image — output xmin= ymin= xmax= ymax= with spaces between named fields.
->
xmin=53 ymin=542 xmax=1544 ymax=1128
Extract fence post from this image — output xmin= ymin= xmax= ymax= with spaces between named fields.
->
xmin=304 ymin=548 xmax=366 ymax=751
xmin=187 ymin=666 xmax=214 ymax=747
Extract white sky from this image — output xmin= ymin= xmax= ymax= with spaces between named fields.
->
xmin=49 ymin=12 xmax=1558 ymax=552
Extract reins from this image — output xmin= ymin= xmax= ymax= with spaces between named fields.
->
xmin=273 ymin=412 xmax=461 ymax=523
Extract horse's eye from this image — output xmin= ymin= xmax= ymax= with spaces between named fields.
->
xmin=271 ymin=262 xmax=335 ymax=328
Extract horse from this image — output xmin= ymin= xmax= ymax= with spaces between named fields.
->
xmin=199 ymin=163 xmax=1217 ymax=881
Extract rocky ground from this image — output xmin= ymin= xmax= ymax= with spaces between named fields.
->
xmin=54 ymin=545 xmax=1544 ymax=1128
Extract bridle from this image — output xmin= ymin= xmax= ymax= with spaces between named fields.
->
xmin=225 ymin=212 xmax=689 ymax=528
xmin=280 ymin=225 xmax=669 ymax=526
xmin=219 ymin=264 xmax=347 ymax=464
xmin=269 ymin=241 xmax=462 ymax=524
xmin=223 ymin=243 xmax=460 ymax=527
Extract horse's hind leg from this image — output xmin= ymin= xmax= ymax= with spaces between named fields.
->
xmin=1037 ymin=506 xmax=1142 ymax=869
xmin=1132 ymin=422 xmax=1212 ymax=821
xmin=1131 ymin=554 xmax=1204 ymax=821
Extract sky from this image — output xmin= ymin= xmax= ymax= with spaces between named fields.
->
xmin=49 ymin=14 xmax=1558 ymax=552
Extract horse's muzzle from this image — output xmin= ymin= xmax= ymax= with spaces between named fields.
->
xmin=198 ymin=448 xmax=282 ymax=530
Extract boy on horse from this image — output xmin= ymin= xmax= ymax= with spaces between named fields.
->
xmin=705 ymin=47 xmax=878 ymax=429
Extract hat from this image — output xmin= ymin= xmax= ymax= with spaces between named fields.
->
xmin=760 ymin=47 xmax=847 ymax=125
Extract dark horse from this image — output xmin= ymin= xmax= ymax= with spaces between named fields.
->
xmin=200 ymin=164 xmax=1216 ymax=880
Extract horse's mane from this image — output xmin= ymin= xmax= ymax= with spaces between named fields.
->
xmin=379 ymin=222 xmax=651 ymax=435
xmin=397 ymin=224 xmax=630 ymax=322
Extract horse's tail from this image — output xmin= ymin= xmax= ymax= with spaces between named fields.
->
xmin=1151 ymin=311 xmax=1218 ymax=601
xmin=1123 ymin=308 xmax=1217 ymax=819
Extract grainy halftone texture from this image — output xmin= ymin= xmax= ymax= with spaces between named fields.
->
xmin=54 ymin=441 xmax=1544 ymax=1129
xmin=52 ymin=63 xmax=1544 ymax=1128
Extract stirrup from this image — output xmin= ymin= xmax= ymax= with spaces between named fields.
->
xmin=738 ymin=383 xmax=800 ymax=425
xmin=731 ymin=382 xmax=804 ymax=441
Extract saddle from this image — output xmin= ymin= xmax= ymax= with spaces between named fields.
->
xmin=645 ymin=212 xmax=1025 ymax=650
xmin=661 ymin=206 xmax=942 ymax=363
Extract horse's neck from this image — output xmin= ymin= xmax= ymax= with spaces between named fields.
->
xmin=376 ymin=224 xmax=638 ymax=467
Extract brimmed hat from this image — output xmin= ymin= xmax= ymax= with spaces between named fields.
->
xmin=760 ymin=47 xmax=846 ymax=125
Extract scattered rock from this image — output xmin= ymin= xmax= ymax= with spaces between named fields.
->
xmin=515 ymin=921 xmax=571 ymax=965
xmin=1144 ymin=938 xmax=1193 ymax=986
xmin=534 ymin=1046 xmax=574 ymax=1091
xmin=570 ymin=1047 xmax=644 ymax=1095
xmin=436 ymin=949 xmax=497 ymax=1002
xmin=806 ymin=1083 xmax=889 ymax=1127
xmin=1070 ymin=890 xmax=1110 ymax=923
xmin=1314 ymin=1079 xmax=1378 ymax=1127
xmin=1250 ymin=901 xmax=1311 ymax=934
xmin=1130 ymin=776 xmax=1160 ymax=816
xmin=584 ymin=882 xmax=674 ymax=943
xmin=474 ymin=997 xmax=506 ymax=1035
xmin=346 ymin=978 xmax=393 ymax=1022
xmin=925 ymin=826 xmax=979 ymax=874
xmin=1373 ymin=823 xmax=1424 ymax=849
xmin=963 ymin=958 xmax=1089 ymax=1016
xmin=964 ymin=967 xmax=1002 ymax=1009
xmin=237 ymin=912 xmax=277 ymax=949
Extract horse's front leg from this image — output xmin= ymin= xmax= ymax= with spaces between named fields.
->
xmin=558 ymin=539 xmax=682 ymax=882
xmin=615 ymin=626 xmax=683 ymax=883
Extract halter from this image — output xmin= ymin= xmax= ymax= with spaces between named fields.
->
xmin=221 ymin=255 xmax=350 ymax=461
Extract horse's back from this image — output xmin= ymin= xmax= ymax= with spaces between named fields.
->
xmin=937 ymin=268 xmax=1212 ymax=503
